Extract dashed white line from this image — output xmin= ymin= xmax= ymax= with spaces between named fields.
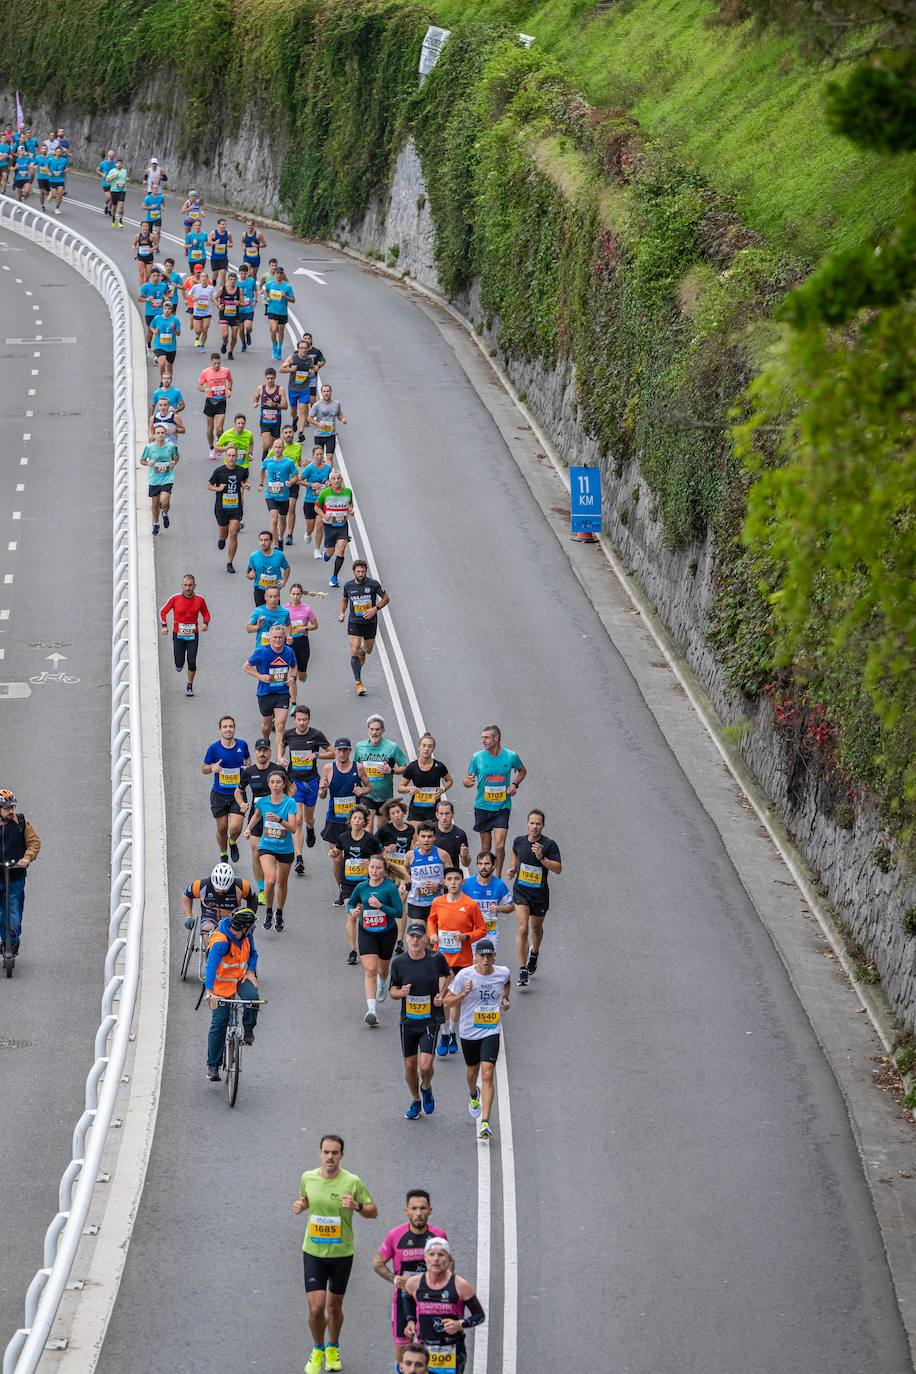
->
xmin=31 ymin=304 xmax=38 ymax=311
xmin=24 ymin=289 xmax=32 ymax=296
xmin=12 ymin=512 xmax=21 ymax=521
xmin=3 ymin=575 xmax=12 ymax=585
xmin=7 ymin=542 xmax=16 ymax=552
xmin=25 ymin=410 xmax=33 ymax=417
xmin=30 ymin=368 xmax=38 ymax=375
xmin=0 ymin=610 xmax=9 ymax=621
xmin=27 ymin=389 xmax=35 ymax=396
xmin=15 ymin=484 xmax=24 ymax=493
xmin=33 ymin=351 xmax=40 ymax=357
xmin=20 ymin=457 xmax=28 ymax=466
xmin=22 ymin=433 xmax=30 ymax=441
xmin=15 ymin=277 xmax=22 ymax=283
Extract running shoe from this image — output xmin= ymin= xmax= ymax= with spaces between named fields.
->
xmin=404 ymin=1099 xmax=422 ymax=1120
xmin=447 ymin=1034 xmax=459 ymax=1054
xmin=421 ymin=1085 xmax=435 ymax=1115
xmin=152 ymin=523 xmax=159 ymax=536
xmin=329 ymin=575 xmax=339 ymax=588
xmin=229 ymin=842 xmax=240 ymax=863
xmin=295 ymin=855 xmax=305 ymax=876
xmin=313 ymin=548 xmax=323 ymax=560
xmin=226 ymin=562 xmax=236 ymax=573
xmin=207 ymin=1065 xmax=220 ymax=1082
xmin=355 ymin=679 xmax=365 ymax=695
xmin=324 ymin=1348 xmax=342 ymax=1373
xmin=376 ymin=976 xmax=388 ymax=1003
xmin=285 ymin=533 xmax=293 ymax=546
xmin=275 ymin=911 xmax=285 ymax=932
xmin=186 ymin=683 xmax=194 ymax=697
xmin=436 ymin=1035 xmax=451 ymax=1058
xmin=364 ymin=1009 xmax=378 ymax=1027
xmin=347 ymin=949 xmax=358 ymax=966
xmin=478 ymin=1121 xmax=493 ymax=1140
xmin=306 ymin=826 xmax=316 ymax=848
xmin=468 ymin=1093 xmax=481 ymax=1119
xmin=162 ymin=513 xmax=170 ymax=528
xmin=526 ymin=950 xmax=539 ymax=974
xmin=333 ymin=889 xmax=345 ymax=907
xmin=263 ymin=910 xmax=273 ymax=931
xmin=517 ymin=967 xmax=529 ymax=989
xmin=304 ymin=1350 xmax=324 ymax=1374
xmin=218 ymin=538 xmax=226 ymax=550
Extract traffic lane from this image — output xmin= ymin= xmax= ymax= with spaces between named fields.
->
xmin=0 ymin=237 xmax=115 ymax=1343
xmin=96 ymin=316 xmax=485 ymax=1372
xmin=56 ymin=185 xmax=909 ymax=1364
xmin=273 ymin=258 xmax=911 ymax=1368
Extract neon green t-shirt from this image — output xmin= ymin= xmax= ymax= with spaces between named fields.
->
xmin=282 ymin=441 xmax=303 ymax=466
xmin=300 ymin=1167 xmax=373 ymax=1257
xmin=217 ymin=427 xmax=254 ymax=468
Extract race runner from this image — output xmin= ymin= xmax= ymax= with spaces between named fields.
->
xmin=247 ymin=528 xmax=290 ymax=607
xmin=318 ymin=739 xmax=371 ymax=903
xmin=400 ymin=1237 xmax=486 ymax=1371
xmin=462 ymin=724 xmax=527 ymax=876
xmin=293 ymin=1135 xmax=378 ymax=1374
xmin=234 ymin=740 xmax=288 ymax=904
xmin=373 ymin=1191 xmax=448 ymax=1361
xmin=314 ymin=470 xmax=353 ymax=588
xmin=339 ymin=558 xmax=389 ymax=696
xmin=208 ymin=444 xmax=249 ymax=573
xmin=202 ymin=716 xmax=250 ymax=862
xmin=299 ymin=446 xmax=332 ymax=547
xmin=284 ymin=583 xmax=319 ymax=706
xmin=508 ymin=807 xmax=563 ymax=988
xmin=433 ymin=800 xmax=470 ymax=870
xmin=280 ymin=334 xmax=327 ymax=440
xmin=388 ymin=925 xmax=450 ymax=1119
xmin=263 ymin=264 xmax=295 ymax=360
xmin=245 ymin=585 xmax=291 ymax=648
xmin=348 ymin=851 xmax=401 ymax=1023
xmin=243 ymin=621 xmax=297 ymax=742
xmin=197 ymin=350 xmax=233 ymax=450
xmin=353 ymin=714 xmax=408 ymax=831
xmin=279 ymin=423 xmax=303 ymax=545
xmin=462 ymin=852 xmax=514 ymax=953
xmin=259 ymin=435 xmax=298 ymax=549
xmin=254 ymin=366 xmax=287 ymax=457
xmin=332 ymin=806 xmax=382 ymax=957
xmin=428 ymin=870 xmax=486 ymax=1058
xmin=444 ymin=940 xmax=511 ymax=1141
xmin=245 ymin=766 xmax=298 ymax=931
xmin=399 ymin=735 xmax=452 ymax=833
xmin=308 ymin=382 xmax=347 ymax=456
xmin=139 ymin=423 xmax=179 ymax=537
xmin=281 ymin=704 xmax=331 ymax=871
xmin=158 ymin=573 xmax=210 ymax=696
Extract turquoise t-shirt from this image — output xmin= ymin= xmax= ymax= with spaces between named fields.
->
xmin=247 ymin=605 xmax=291 ymax=648
xmin=466 ymin=747 xmax=524 ymax=811
xmin=299 ymin=461 xmax=332 ymax=500
xmin=254 ymin=794 xmax=296 ymax=854
xmin=353 ymin=738 xmax=408 ymax=803
xmin=141 ymin=441 xmax=178 ymax=487
xmin=262 ymin=457 xmax=298 ymax=500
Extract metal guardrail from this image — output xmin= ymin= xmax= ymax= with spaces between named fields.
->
xmin=0 ymin=199 xmax=145 ymax=1372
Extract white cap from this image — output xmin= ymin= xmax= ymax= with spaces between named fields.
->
xmin=150 ymin=156 xmax=158 ymax=164
xmin=424 ymin=1236 xmax=452 ymax=1255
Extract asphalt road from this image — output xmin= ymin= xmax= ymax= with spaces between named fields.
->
xmin=0 ymin=227 xmax=115 ymax=1340
xmin=35 ymin=173 xmax=913 ymax=1374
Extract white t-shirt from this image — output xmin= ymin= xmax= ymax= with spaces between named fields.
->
xmin=450 ymin=966 xmax=510 ymax=1040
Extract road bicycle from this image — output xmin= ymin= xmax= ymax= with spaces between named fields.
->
xmin=216 ymin=996 xmax=267 ymax=1107
xmin=1 ymin=862 xmax=16 ymax=978
xmin=179 ymin=908 xmax=219 ymax=984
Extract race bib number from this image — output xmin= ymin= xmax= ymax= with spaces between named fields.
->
xmin=364 ymin=763 xmax=385 ymax=778
xmin=290 ymin=750 xmax=314 ymax=771
xmin=259 ymin=631 xmax=272 ymax=647
xmin=258 ymin=572 xmax=277 ymax=588
xmin=427 ymin=1349 xmax=458 ymax=1371
xmin=361 ymin=909 xmax=387 ymax=930
xmin=157 ymin=334 xmax=174 ymax=347
xmin=218 ymin=769 xmax=240 ymax=788
xmin=221 ymin=492 xmax=239 ymax=508
xmin=406 ymin=995 xmax=431 ymax=1020
xmin=209 ymin=383 xmax=226 ymax=397
xmin=269 ymin=288 xmax=284 ymax=301
xmin=267 ymin=480 xmax=284 ymax=494
xmin=308 ymin=1214 xmax=342 ymax=1245
xmin=483 ymin=784 xmax=507 ymax=805
xmin=222 ymin=301 xmax=237 ymax=316
xmin=333 ymin=795 xmax=355 ymax=818
xmin=413 ymin=789 xmax=437 ymax=807
xmin=291 ymin=621 xmax=308 ymax=637
xmin=176 ymin=622 xmax=196 ymax=639
xmin=344 ymin=858 xmax=369 ymax=881
xmin=518 ymin=863 xmax=542 ymax=887
xmin=154 ymin=462 xmax=172 ymax=474
xmin=269 ymin=665 xmax=289 ymax=683
xmin=264 ymin=819 xmax=285 ymax=840
xmin=262 ymin=407 xmax=278 ymax=423
xmin=437 ymin=930 xmax=461 ymax=954
xmin=474 ymin=1006 xmax=500 ymax=1028
xmin=485 ymin=913 xmax=498 ymax=933
xmin=351 ymin=597 xmax=372 ymax=617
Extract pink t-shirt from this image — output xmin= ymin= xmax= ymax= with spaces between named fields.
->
xmin=285 ymin=602 xmax=317 ymax=638
xmin=198 ymin=365 xmax=232 ymax=398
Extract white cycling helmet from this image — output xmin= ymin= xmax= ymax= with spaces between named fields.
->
xmin=210 ymin=862 xmax=235 ymax=892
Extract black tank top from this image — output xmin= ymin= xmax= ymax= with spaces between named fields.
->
xmin=413 ymin=1271 xmax=465 ymax=1348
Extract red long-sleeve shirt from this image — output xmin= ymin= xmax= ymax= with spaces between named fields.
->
xmin=159 ymin=593 xmax=211 ymax=633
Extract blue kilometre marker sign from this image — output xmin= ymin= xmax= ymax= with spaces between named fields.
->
xmin=570 ymin=465 xmax=602 ymax=534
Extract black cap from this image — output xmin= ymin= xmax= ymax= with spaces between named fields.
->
xmin=334 ymin=737 xmax=351 ymax=749
xmin=254 ymin=738 xmax=271 ymax=749
xmin=406 ymin=922 xmax=427 ymax=936
xmin=475 ymin=938 xmax=496 ymax=954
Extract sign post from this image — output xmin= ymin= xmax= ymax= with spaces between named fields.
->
xmin=569 ymin=465 xmax=602 ymax=543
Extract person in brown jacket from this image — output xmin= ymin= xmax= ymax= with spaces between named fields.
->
xmin=0 ymin=790 xmax=40 ymax=955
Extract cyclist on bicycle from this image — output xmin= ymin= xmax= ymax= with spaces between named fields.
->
xmin=205 ymin=906 xmax=261 ymax=1081
xmin=182 ymin=862 xmax=255 ymax=945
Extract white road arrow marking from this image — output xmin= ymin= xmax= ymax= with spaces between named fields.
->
xmin=46 ymin=652 xmax=67 ymax=667
xmin=293 ymin=268 xmax=327 ymax=286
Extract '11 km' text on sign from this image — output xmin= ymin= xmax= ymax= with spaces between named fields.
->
xmin=570 ymin=466 xmax=602 ymax=534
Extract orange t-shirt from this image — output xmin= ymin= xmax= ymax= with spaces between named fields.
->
xmin=199 ymin=366 xmax=232 ymax=399
xmin=427 ymin=896 xmax=487 ymax=969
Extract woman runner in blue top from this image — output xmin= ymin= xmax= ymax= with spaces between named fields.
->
xmin=246 ymin=767 xmax=297 ymax=930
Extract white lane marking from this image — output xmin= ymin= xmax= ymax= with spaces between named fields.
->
xmin=20 ymin=457 xmax=28 ymax=466
xmin=4 ymin=575 xmax=12 ymax=584
xmin=33 ymin=351 xmax=40 ymax=357
xmin=25 ymin=409 xmax=33 ymax=417
xmin=473 ymin=1132 xmax=492 ymax=1374
xmin=28 ymin=388 xmax=36 ymax=396
xmin=496 ymin=1050 xmax=518 ymax=1374
xmin=31 ymin=368 xmax=39 ymax=375
xmin=1 ymin=264 xmax=8 ymax=270
xmin=15 ymin=484 xmax=24 ymax=492
xmin=7 ymin=543 xmax=16 ymax=551
xmin=15 ymin=276 xmax=21 ymax=282
xmin=294 ymin=268 xmax=327 ymax=286
xmin=32 ymin=304 xmax=39 ymax=310
xmin=0 ymin=610 xmax=9 ymax=621
xmin=35 ymin=320 xmax=41 ymax=325
xmin=22 ymin=432 xmax=30 ymax=441
xmin=24 ymin=289 xmax=32 ymax=296
xmin=12 ymin=512 xmax=20 ymax=521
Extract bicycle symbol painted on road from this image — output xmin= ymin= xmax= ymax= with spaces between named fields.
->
xmin=28 ymin=671 xmax=80 ymax=686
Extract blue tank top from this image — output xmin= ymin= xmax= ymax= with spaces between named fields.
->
xmin=212 ymin=227 xmax=229 ymax=253
xmin=326 ymin=762 xmax=359 ymax=824
xmin=243 ymin=231 xmax=260 ymax=260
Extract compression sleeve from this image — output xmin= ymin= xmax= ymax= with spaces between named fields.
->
xmin=461 ymin=1296 xmax=485 ymax=1329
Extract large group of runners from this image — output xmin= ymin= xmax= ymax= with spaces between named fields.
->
xmin=6 ymin=134 xmax=565 ymax=1373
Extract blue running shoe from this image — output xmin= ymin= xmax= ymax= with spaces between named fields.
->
xmin=447 ymin=1034 xmax=459 ymax=1054
xmin=404 ymin=1099 xmax=422 ymax=1120
xmin=435 ymin=1035 xmax=450 ymax=1058
xmin=421 ymin=1086 xmax=435 ymax=1115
